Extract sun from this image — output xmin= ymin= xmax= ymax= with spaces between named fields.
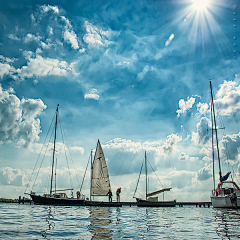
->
xmin=192 ymin=0 xmax=210 ymax=11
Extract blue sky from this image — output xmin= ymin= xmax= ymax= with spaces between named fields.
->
xmin=0 ymin=0 xmax=240 ymax=202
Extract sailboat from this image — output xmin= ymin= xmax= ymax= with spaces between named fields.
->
xmin=84 ymin=140 xmax=122 ymax=207
xmin=209 ymin=81 xmax=240 ymax=208
xmin=27 ymin=105 xmax=85 ymax=206
xmin=134 ymin=151 xmax=176 ymax=207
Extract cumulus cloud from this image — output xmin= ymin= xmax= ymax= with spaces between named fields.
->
xmin=104 ymin=135 xmax=182 ymax=156
xmin=178 ymin=152 xmax=189 ymax=161
xmin=220 ymin=132 xmax=240 ymax=164
xmin=0 ymin=167 xmax=27 ymax=186
xmin=176 ymin=97 xmax=196 ymax=117
xmin=0 ymin=63 xmax=15 ymax=79
xmin=197 ymin=102 xmax=209 ymax=115
xmin=17 ymin=54 xmax=71 ymax=79
xmin=83 ymin=21 xmax=111 ymax=48
xmin=214 ymin=80 xmax=240 ymax=116
xmin=70 ymin=146 xmax=84 ymax=154
xmin=197 ymin=165 xmax=212 ymax=181
xmin=40 ymin=5 xmax=60 ymax=14
xmin=63 ymin=29 xmax=79 ymax=50
xmin=8 ymin=34 xmax=21 ymax=41
xmin=192 ymin=117 xmax=211 ymax=145
xmin=84 ymin=89 xmax=100 ymax=100
xmin=0 ymin=85 xmax=46 ymax=147
xmin=23 ymin=33 xmax=42 ymax=43
xmin=162 ymin=134 xmax=182 ymax=154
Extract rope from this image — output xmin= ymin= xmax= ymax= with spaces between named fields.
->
xmin=80 ymin=153 xmax=91 ymax=192
xmin=25 ymin=111 xmax=55 ymax=194
xmin=133 ymin=158 xmax=144 ymax=198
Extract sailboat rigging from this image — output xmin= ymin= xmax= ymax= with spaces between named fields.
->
xmin=134 ymin=151 xmax=176 ymax=207
xmin=209 ymin=81 xmax=240 ymax=208
xmin=26 ymin=105 xmax=85 ymax=206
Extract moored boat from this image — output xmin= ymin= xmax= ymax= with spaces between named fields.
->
xmin=26 ymin=105 xmax=85 ymax=206
xmin=209 ymin=81 xmax=240 ymax=208
xmin=134 ymin=151 xmax=176 ymax=207
xmin=84 ymin=140 xmax=122 ymax=207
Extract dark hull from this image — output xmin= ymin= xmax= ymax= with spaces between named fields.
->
xmin=85 ymin=201 xmax=122 ymax=207
xmin=137 ymin=199 xmax=176 ymax=207
xmin=30 ymin=194 xmax=85 ymax=206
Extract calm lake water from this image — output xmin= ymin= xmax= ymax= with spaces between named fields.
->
xmin=0 ymin=203 xmax=240 ymax=239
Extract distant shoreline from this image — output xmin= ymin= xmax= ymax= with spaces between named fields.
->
xmin=0 ymin=198 xmax=18 ymax=203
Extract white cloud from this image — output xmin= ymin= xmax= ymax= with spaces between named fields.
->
xmin=197 ymin=102 xmax=209 ymax=115
xmin=220 ymin=132 xmax=240 ymax=164
xmin=84 ymin=89 xmax=100 ymax=100
xmin=192 ymin=117 xmax=211 ymax=146
xmin=8 ymin=34 xmax=21 ymax=41
xmin=40 ymin=5 xmax=60 ymax=14
xmin=162 ymin=134 xmax=182 ymax=154
xmin=214 ymin=80 xmax=240 ymax=116
xmin=70 ymin=146 xmax=84 ymax=154
xmin=17 ymin=54 xmax=71 ymax=79
xmin=23 ymin=33 xmax=42 ymax=43
xmin=0 ymin=63 xmax=15 ymax=79
xmin=176 ymin=97 xmax=196 ymax=117
xmin=104 ymin=135 xmax=182 ymax=156
xmin=197 ymin=165 xmax=212 ymax=181
xmin=0 ymin=167 xmax=27 ymax=186
xmin=178 ymin=152 xmax=189 ymax=161
xmin=83 ymin=21 xmax=111 ymax=48
xmin=63 ymin=29 xmax=79 ymax=49
xmin=0 ymin=85 xmax=46 ymax=146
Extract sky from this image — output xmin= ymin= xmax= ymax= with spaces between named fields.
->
xmin=0 ymin=0 xmax=240 ymax=202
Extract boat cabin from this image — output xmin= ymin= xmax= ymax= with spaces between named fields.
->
xmin=53 ymin=193 xmax=68 ymax=198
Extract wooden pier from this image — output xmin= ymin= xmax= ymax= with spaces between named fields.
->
xmin=177 ymin=202 xmax=211 ymax=208
xmin=18 ymin=196 xmax=33 ymax=204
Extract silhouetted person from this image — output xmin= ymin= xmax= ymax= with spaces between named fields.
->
xmin=116 ymin=187 xmax=121 ymax=202
xmin=107 ymin=189 xmax=112 ymax=202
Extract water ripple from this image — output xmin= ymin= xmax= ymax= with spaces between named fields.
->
xmin=0 ymin=203 xmax=240 ymax=239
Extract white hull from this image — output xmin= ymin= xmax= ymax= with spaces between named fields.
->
xmin=211 ymin=195 xmax=240 ymax=208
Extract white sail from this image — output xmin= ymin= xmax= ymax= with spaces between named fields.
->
xmin=91 ymin=140 xmax=111 ymax=196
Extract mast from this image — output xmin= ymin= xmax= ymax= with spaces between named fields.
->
xmin=210 ymin=81 xmax=222 ymax=180
xmin=50 ymin=104 xmax=59 ymax=195
xmin=145 ymin=151 xmax=147 ymax=200
xmin=210 ymin=92 xmax=215 ymax=192
xmin=90 ymin=149 xmax=93 ymax=201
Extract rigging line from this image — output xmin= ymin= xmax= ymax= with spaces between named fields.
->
xmin=58 ymin=117 xmax=74 ymax=190
xmin=25 ymin=112 xmax=56 ymax=193
xmin=133 ymin=157 xmax=144 ymax=198
xmin=212 ymin=88 xmax=235 ymax=176
xmin=58 ymin=116 xmax=81 ymax=188
xmin=32 ymin=128 xmax=55 ymax=191
xmin=80 ymin=153 xmax=91 ymax=192
xmin=147 ymin=158 xmax=164 ymax=188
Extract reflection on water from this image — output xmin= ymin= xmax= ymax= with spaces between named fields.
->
xmin=2 ymin=203 xmax=240 ymax=239
xmin=88 ymin=207 xmax=113 ymax=240
xmin=214 ymin=209 xmax=240 ymax=239
xmin=41 ymin=206 xmax=55 ymax=239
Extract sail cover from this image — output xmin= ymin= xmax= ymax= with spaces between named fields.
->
xmin=91 ymin=140 xmax=111 ymax=196
xmin=147 ymin=188 xmax=171 ymax=198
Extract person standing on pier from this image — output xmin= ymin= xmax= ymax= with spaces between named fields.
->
xmin=107 ymin=189 xmax=112 ymax=202
xmin=116 ymin=187 xmax=121 ymax=202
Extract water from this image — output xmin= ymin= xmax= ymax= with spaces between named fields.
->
xmin=0 ymin=203 xmax=240 ymax=239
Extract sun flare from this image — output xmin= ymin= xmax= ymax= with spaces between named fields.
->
xmin=192 ymin=0 xmax=209 ymax=11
